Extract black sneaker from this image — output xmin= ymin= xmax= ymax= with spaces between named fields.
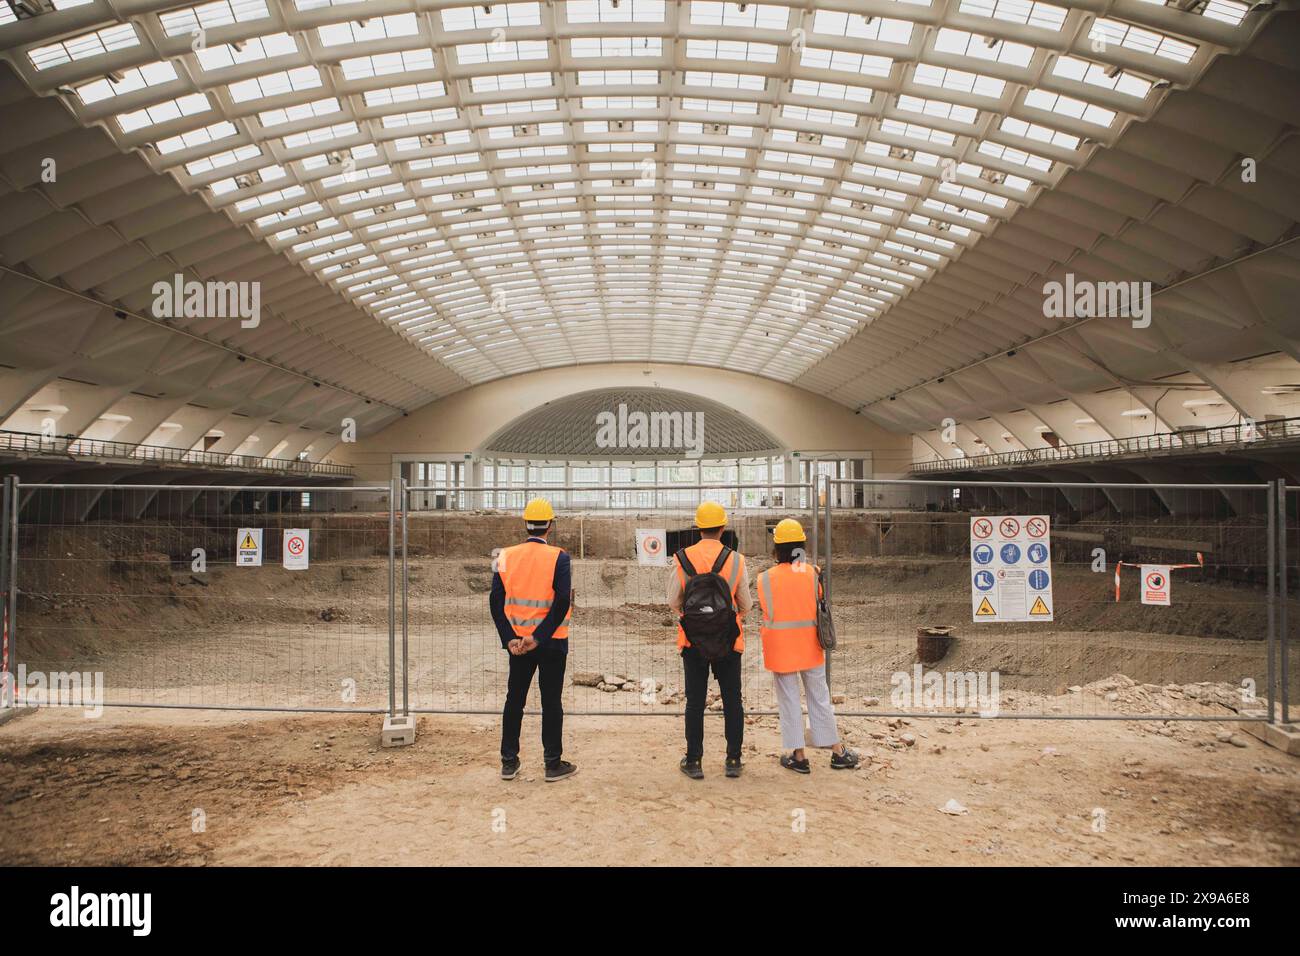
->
xmin=830 ymin=748 xmax=861 ymax=770
xmin=781 ymin=754 xmax=811 ymax=774
xmin=725 ymin=756 xmax=743 ymax=778
xmin=501 ymin=757 xmax=520 ymax=780
xmin=544 ymin=760 xmax=578 ymax=782
xmin=679 ymin=756 xmax=704 ymax=780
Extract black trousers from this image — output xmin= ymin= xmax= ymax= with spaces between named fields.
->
xmin=500 ymin=645 xmax=567 ymax=765
xmin=682 ymin=646 xmax=744 ymax=761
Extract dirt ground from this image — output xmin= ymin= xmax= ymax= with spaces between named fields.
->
xmin=5 ymin=515 xmax=1296 ymax=865
xmin=14 ymin=553 xmax=1294 ymax=715
xmin=1 ymin=698 xmax=1296 ymax=867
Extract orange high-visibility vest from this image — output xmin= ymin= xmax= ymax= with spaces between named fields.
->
xmin=674 ymin=537 xmax=745 ymax=652
xmin=499 ymin=540 xmax=570 ymax=639
xmin=757 ymin=561 xmax=823 ymax=673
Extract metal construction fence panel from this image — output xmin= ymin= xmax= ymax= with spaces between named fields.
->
xmin=820 ymin=479 xmax=1285 ymax=721
xmin=0 ymin=476 xmax=1293 ymax=724
xmin=399 ymin=484 xmax=817 ymax=716
xmin=3 ymin=480 xmax=395 ymax=714
xmin=1284 ymin=484 xmax=1297 ymax=726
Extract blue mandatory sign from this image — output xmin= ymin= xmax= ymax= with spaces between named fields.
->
xmin=972 ymin=544 xmax=994 ymax=565
xmin=1028 ymin=569 xmax=1050 ymax=590
xmin=973 ymin=570 xmax=996 ymax=592
xmin=1000 ymin=543 xmax=1022 ymax=564
xmin=1027 ymin=542 xmax=1049 ymax=565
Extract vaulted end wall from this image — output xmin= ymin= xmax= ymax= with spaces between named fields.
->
xmin=332 ymin=363 xmax=911 ymax=483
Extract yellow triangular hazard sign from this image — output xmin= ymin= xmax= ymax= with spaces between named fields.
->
xmin=240 ymin=533 xmax=258 ymax=551
xmin=975 ymin=596 xmax=996 ymax=616
xmin=1029 ymin=596 xmax=1050 ymax=615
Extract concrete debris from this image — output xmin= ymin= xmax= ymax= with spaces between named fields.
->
xmin=938 ymin=799 xmax=969 ymax=815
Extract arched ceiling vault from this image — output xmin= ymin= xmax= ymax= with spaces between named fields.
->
xmin=484 ymin=385 xmax=781 ymax=457
xmin=0 ymin=0 xmax=1297 ymax=463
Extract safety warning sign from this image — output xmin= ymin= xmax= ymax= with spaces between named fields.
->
xmin=1140 ymin=565 xmax=1171 ymax=606
xmin=237 ymin=528 xmax=263 ymax=567
xmin=635 ymin=529 xmax=668 ymax=567
xmin=970 ymin=514 xmax=1054 ymax=623
xmin=283 ymin=529 xmax=310 ymax=571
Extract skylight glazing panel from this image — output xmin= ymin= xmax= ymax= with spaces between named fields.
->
xmin=811 ymin=10 xmax=913 ymax=44
xmin=117 ymin=92 xmax=211 ymax=132
xmin=29 ymin=23 xmax=139 ymax=71
xmin=195 ymin=32 xmax=297 ymax=71
xmin=76 ymin=61 xmax=178 ymax=104
xmin=1052 ymin=55 xmax=1152 ymax=99
xmin=934 ymin=28 xmax=1035 ymax=67
xmin=958 ymin=0 xmax=1066 ymax=31
xmin=571 ymin=37 xmax=663 ymax=57
xmin=690 ymin=2 xmax=789 ymax=30
xmin=160 ymin=0 xmax=270 ymax=37
xmin=567 ymin=0 xmax=664 ymax=23
xmin=228 ymin=66 xmax=322 ymax=102
xmin=801 ymin=47 xmax=894 ymax=78
xmin=443 ymin=2 xmax=542 ymax=29
xmin=318 ymin=14 xmax=418 ymax=46
xmin=1090 ymin=19 xmax=1198 ymax=63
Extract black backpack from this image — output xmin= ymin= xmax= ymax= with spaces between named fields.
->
xmin=676 ymin=546 xmax=741 ymax=662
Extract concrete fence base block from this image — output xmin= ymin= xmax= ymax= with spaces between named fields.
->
xmin=1237 ymin=712 xmax=1300 ymax=756
xmin=381 ymin=714 xmax=416 ymax=748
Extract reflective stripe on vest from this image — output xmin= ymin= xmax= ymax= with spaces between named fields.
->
xmin=758 ymin=568 xmax=818 ymax=630
xmin=500 ymin=540 xmax=570 ymax=639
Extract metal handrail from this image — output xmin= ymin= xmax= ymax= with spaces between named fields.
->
xmin=0 ymin=429 xmax=353 ymax=477
xmin=911 ymin=416 xmax=1300 ymax=474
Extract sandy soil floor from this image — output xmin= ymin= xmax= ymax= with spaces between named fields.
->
xmin=1 ymin=703 xmax=1296 ymax=867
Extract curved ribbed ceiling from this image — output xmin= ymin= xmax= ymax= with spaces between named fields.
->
xmin=0 ymin=0 xmax=1297 ymax=460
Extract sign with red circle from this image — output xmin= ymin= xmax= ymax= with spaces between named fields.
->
xmin=999 ymin=517 xmax=1020 ymax=538
xmin=972 ymin=518 xmax=993 ymax=539
xmin=1026 ymin=517 xmax=1048 ymax=538
xmin=635 ymin=529 xmax=669 ymax=567
xmin=1141 ymin=564 xmax=1170 ymax=606
xmin=283 ymin=528 xmax=310 ymax=570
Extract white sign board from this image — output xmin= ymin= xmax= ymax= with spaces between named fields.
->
xmin=970 ymin=515 xmax=1054 ymax=623
xmin=635 ymin=529 xmax=669 ymax=567
xmin=283 ymin=529 xmax=310 ymax=571
xmin=236 ymin=528 xmax=263 ymax=567
xmin=1140 ymin=565 xmax=1171 ymax=606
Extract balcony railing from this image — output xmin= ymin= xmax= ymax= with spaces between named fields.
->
xmin=0 ymin=429 xmax=353 ymax=478
xmin=911 ymin=416 xmax=1300 ymax=475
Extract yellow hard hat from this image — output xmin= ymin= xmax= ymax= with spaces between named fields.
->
xmin=695 ymin=501 xmax=727 ymax=529
xmin=523 ymin=498 xmax=555 ymax=522
xmin=773 ymin=518 xmax=806 ymax=544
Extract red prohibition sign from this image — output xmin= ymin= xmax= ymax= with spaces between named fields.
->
xmin=999 ymin=517 xmax=1020 ymax=538
xmin=643 ymin=536 xmax=662 ymax=554
xmin=1146 ymin=571 xmax=1165 ymax=590
xmin=1026 ymin=517 xmax=1048 ymax=538
xmin=287 ymin=535 xmax=306 ymax=556
xmin=972 ymin=518 xmax=993 ymax=539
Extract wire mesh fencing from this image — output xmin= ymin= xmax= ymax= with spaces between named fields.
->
xmin=821 ymin=479 xmax=1280 ymax=721
xmin=5 ymin=481 xmax=394 ymax=713
xmin=1 ymin=476 xmax=1292 ymax=725
xmin=400 ymin=484 xmax=816 ymax=716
